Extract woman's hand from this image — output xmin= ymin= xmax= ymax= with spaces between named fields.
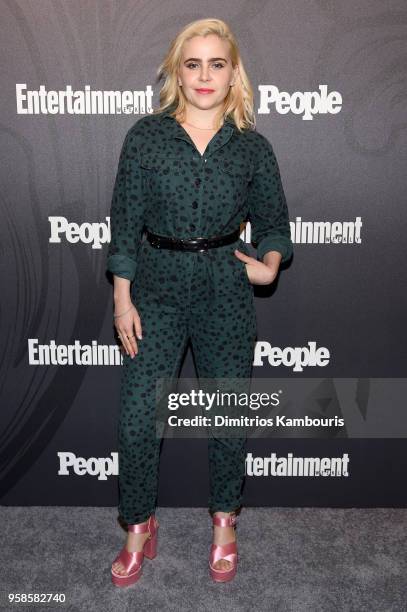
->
xmin=234 ymin=249 xmax=282 ymax=285
xmin=114 ymin=301 xmax=143 ymax=359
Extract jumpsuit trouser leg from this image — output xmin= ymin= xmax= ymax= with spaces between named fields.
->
xmin=117 ymin=301 xmax=189 ymax=525
xmin=116 ymin=243 xmax=257 ymax=524
xmin=189 ymin=253 xmax=257 ymax=514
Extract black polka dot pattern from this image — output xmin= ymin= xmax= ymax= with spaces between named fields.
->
xmin=106 ymin=105 xmax=293 ymax=524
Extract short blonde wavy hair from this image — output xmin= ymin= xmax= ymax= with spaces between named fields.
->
xmin=153 ymin=18 xmax=256 ymax=132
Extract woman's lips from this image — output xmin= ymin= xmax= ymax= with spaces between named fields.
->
xmin=195 ymin=89 xmax=214 ymax=94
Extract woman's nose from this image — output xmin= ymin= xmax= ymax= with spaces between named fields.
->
xmin=200 ymin=66 xmax=210 ymax=81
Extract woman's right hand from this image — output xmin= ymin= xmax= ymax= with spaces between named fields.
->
xmin=114 ymin=302 xmax=142 ymax=358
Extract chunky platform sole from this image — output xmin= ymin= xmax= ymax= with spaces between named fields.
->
xmin=111 ymin=516 xmax=158 ymax=588
xmin=208 ymin=513 xmax=238 ymax=583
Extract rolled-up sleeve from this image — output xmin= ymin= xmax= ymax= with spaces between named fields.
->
xmin=106 ymin=128 xmax=146 ymax=281
xmin=247 ymin=134 xmax=293 ymax=264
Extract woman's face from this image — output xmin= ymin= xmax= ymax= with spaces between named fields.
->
xmin=177 ymin=34 xmax=237 ymax=113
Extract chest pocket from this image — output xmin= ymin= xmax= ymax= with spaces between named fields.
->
xmin=218 ymin=158 xmax=253 ymax=183
xmin=217 ymin=158 xmax=253 ymax=203
xmin=140 ymin=153 xmax=177 ymax=192
xmin=139 ymin=152 xmax=196 ymax=199
xmin=140 ymin=153 xmax=180 ymax=170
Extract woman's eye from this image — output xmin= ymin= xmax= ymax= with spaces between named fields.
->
xmin=185 ymin=62 xmax=225 ymax=69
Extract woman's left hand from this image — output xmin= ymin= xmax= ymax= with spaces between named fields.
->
xmin=234 ymin=249 xmax=281 ymax=285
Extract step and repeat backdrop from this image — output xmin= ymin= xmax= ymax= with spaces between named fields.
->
xmin=1 ymin=2 xmax=406 ymax=510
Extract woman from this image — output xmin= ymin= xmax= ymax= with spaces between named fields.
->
xmin=107 ymin=18 xmax=293 ymax=586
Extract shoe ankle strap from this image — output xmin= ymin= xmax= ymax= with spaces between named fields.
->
xmin=127 ymin=516 xmax=154 ymax=533
xmin=212 ymin=513 xmax=237 ymax=528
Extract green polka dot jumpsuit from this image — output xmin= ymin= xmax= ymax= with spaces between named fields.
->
xmin=106 ymin=103 xmax=293 ymax=524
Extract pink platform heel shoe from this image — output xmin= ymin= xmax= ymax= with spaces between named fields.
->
xmin=209 ymin=513 xmax=238 ymax=583
xmin=111 ymin=515 xmax=159 ymax=587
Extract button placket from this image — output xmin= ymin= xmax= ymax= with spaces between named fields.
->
xmin=171 ymin=122 xmax=235 ymax=241
xmin=187 ymin=152 xmax=205 ymax=238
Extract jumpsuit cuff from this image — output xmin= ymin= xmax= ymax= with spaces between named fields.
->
xmin=106 ymin=254 xmax=137 ymax=282
xmin=256 ymin=236 xmax=293 ymax=264
xmin=209 ymin=504 xmax=242 ymax=515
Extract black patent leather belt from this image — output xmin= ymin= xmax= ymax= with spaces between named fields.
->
xmin=146 ymin=229 xmax=240 ymax=252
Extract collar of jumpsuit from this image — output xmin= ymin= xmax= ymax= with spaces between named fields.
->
xmin=157 ymin=103 xmax=238 ymax=161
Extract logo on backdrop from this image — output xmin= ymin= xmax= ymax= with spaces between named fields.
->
xmin=16 ymin=84 xmax=341 ymax=119
xmin=27 ymin=339 xmax=123 ymax=365
xmin=246 ymin=452 xmax=350 ymax=476
xmin=57 ymin=451 xmax=349 ymax=479
xmin=289 ymin=217 xmax=362 ymax=244
xmin=258 ymin=84 xmax=342 ymax=120
xmin=16 ymin=84 xmax=154 ymax=114
xmin=58 ymin=452 xmax=118 ymax=480
xmin=48 ymin=216 xmax=362 ymax=249
xmin=48 ymin=216 xmax=110 ymax=249
xmin=254 ymin=341 xmax=330 ymax=371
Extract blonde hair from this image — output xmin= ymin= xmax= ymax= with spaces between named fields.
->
xmin=152 ymin=18 xmax=256 ymax=132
